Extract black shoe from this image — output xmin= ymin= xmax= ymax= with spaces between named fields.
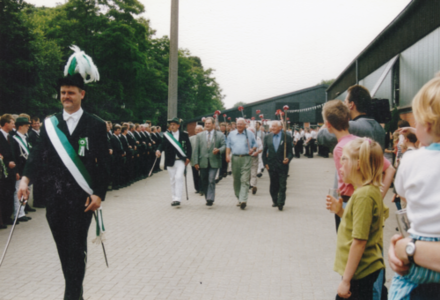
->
xmin=200 ymin=192 xmax=204 ymax=196
xmin=228 ymin=172 xmax=232 ymax=175
xmin=0 ymin=224 xmax=7 ymax=229
xmin=257 ymin=173 xmax=262 ymax=178
xmin=171 ymin=201 xmax=181 ymax=207
xmin=252 ymin=187 xmax=257 ymax=194
xmin=249 ymin=185 xmax=252 ymax=190
xmin=195 ymin=190 xmax=200 ymax=194
xmin=272 ymin=204 xmax=278 ymax=207
xmin=18 ymin=217 xmax=29 ymax=222
xmin=25 ymin=205 xmax=36 ymax=213
xmin=278 ymin=206 xmax=283 ymax=211
xmin=240 ymin=202 xmax=247 ymax=210
xmin=206 ymin=200 xmax=214 ymax=206
xmin=215 ymin=179 xmax=220 ymax=184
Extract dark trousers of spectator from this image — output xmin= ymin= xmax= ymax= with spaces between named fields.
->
xmin=411 ymin=283 xmax=440 ymax=300
xmin=335 ymin=270 xmax=380 ymax=300
xmin=268 ymin=169 xmax=288 ymax=207
xmin=46 ymin=191 xmax=93 ymax=300
xmin=0 ymin=177 xmax=15 ymax=224
xmin=192 ymin=166 xmax=200 ymax=193
xmin=304 ymin=143 xmax=309 ymax=157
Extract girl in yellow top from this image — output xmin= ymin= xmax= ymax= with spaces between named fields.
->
xmin=327 ymin=137 xmax=385 ymax=299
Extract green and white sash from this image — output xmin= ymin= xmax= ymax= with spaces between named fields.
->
xmin=45 ymin=116 xmax=93 ymax=195
xmin=164 ymin=132 xmax=186 ymax=158
xmin=13 ymin=135 xmax=30 ymax=158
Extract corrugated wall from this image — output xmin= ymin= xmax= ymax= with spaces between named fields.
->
xmin=359 ymin=61 xmax=393 ymax=104
xmin=400 ymin=26 xmax=440 ymax=108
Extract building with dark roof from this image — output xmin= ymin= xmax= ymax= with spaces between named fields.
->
xmin=185 ymin=84 xmax=327 ymax=135
xmin=327 ymin=0 xmax=440 ymax=125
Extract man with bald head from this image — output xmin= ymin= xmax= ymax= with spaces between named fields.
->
xmin=226 ymin=118 xmax=257 ymax=209
xmin=262 ymin=121 xmax=294 ymax=211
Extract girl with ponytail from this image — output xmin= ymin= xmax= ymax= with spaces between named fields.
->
xmin=327 ymin=137 xmax=385 ymax=299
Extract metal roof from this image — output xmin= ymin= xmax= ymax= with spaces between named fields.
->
xmin=327 ymin=0 xmax=440 ymax=99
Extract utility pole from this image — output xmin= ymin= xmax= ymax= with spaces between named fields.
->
xmin=167 ymin=0 xmax=179 ymax=119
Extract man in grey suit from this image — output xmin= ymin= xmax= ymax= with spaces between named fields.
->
xmin=190 ymin=125 xmax=204 ymax=194
xmin=192 ymin=117 xmax=226 ymax=206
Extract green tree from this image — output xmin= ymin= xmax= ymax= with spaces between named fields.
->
xmin=233 ymin=101 xmax=246 ymax=108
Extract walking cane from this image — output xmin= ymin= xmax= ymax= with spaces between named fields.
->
xmin=149 ymin=156 xmax=158 ymax=177
xmin=0 ymin=196 xmax=26 ymax=268
xmin=184 ymin=164 xmax=189 ymax=200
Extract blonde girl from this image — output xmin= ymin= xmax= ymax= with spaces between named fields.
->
xmin=326 ymin=137 xmax=384 ymax=300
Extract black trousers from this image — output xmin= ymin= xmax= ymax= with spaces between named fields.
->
xmin=411 ymin=283 xmax=440 ymax=299
xmin=308 ymin=139 xmax=315 ymax=158
xmin=268 ymin=168 xmax=288 ymax=207
xmin=0 ymin=177 xmax=15 ymax=224
xmin=192 ymin=166 xmax=200 ymax=192
xmin=294 ymin=141 xmax=303 ymax=158
xmin=46 ymin=192 xmax=93 ymax=300
xmin=220 ymin=153 xmax=228 ymax=177
xmin=335 ymin=270 xmax=380 ymax=300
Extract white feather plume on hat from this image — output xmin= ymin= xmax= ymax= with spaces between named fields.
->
xmin=64 ymin=45 xmax=100 ymax=83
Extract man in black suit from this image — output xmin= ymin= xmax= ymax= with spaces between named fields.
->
xmin=27 ymin=116 xmax=46 ymax=208
xmin=10 ymin=117 xmax=33 ymax=222
xmin=18 ymin=71 xmax=109 ymax=300
xmin=0 ymin=114 xmax=17 ymax=228
xmin=156 ymin=118 xmax=192 ymax=207
xmin=120 ymin=125 xmax=132 ymax=186
xmin=262 ymin=121 xmax=294 ymax=211
xmin=110 ymin=124 xmax=125 ymax=189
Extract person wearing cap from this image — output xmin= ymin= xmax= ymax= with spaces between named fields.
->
xmin=10 ymin=117 xmax=33 ymax=222
xmin=226 ymin=118 xmax=257 ymax=210
xmin=192 ymin=117 xmax=226 ymax=206
xmin=18 ymin=46 xmax=110 ymax=300
xmin=156 ymin=118 xmax=192 ymax=207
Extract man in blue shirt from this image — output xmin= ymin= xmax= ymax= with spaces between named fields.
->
xmin=226 ymin=118 xmax=257 ymax=209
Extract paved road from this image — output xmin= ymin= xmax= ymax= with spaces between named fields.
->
xmin=0 ymin=156 xmax=398 ymax=300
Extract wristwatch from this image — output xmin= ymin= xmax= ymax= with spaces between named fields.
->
xmin=406 ymin=238 xmax=417 ymax=264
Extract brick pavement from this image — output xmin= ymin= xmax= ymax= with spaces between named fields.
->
xmin=0 ymin=156 xmax=398 ymax=300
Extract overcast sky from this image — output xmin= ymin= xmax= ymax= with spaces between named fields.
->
xmin=27 ymin=0 xmax=411 ymax=108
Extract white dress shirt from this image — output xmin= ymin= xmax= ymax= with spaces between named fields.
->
xmin=32 ymin=129 xmax=40 ymax=136
xmin=63 ymin=107 xmax=84 ymax=135
xmin=0 ymin=129 xmax=9 ymax=140
xmin=16 ymin=132 xmax=28 ymax=146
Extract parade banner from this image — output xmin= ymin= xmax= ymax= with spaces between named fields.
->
xmin=164 ymin=132 xmax=186 ymax=158
xmin=45 ymin=116 xmax=93 ymax=195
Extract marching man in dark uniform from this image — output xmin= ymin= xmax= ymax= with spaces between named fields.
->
xmin=18 ymin=46 xmax=109 ymax=300
xmin=156 ymin=118 xmax=192 ymax=207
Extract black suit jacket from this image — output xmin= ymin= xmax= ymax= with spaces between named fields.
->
xmin=157 ymin=131 xmax=192 ymax=167
xmin=262 ymin=131 xmax=294 ymax=172
xmin=111 ymin=135 xmax=124 ymax=156
xmin=11 ymin=135 xmax=29 ymax=176
xmin=27 ymin=129 xmax=40 ymax=149
xmin=23 ymin=111 xmax=110 ymax=201
xmin=0 ymin=132 xmax=16 ymax=178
